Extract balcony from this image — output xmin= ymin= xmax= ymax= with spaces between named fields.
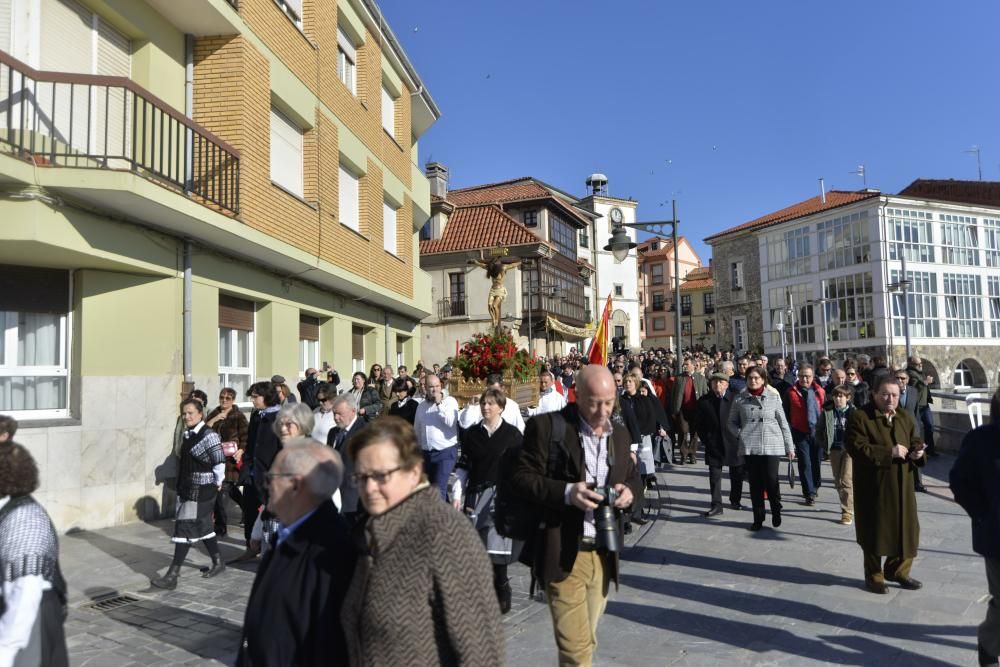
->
xmin=681 ymin=306 xmax=692 ymax=317
xmin=704 ymin=305 xmax=715 ymax=314
xmin=0 ymin=50 xmax=239 ymax=214
xmin=438 ymin=298 xmax=467 ymax=319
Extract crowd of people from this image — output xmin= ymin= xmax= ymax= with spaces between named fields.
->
xmin=0 ymin=345 xmax=997 ymax=666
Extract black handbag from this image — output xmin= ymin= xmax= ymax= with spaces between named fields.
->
xmin=787 ymin=459 xmax=796 ymax=488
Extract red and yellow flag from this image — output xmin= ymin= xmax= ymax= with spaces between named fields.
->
xmin=587 ymin=293 xmax=614 ymax=366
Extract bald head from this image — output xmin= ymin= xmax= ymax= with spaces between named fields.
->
xmin=275 ymin=437 xmax=344 ymax=500
xmin=575 ymin=365 xmax=617 ymax=432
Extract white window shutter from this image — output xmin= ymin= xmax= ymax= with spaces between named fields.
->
xmin=284 ymin=0 xmax=302 ymax=19
xmin=0 ymin=0 xmax=11 ymax=53
xmin=337 ymin=27 xmax=356 ymax=62
xmin=270 ymin=107 xmax=304 ymax=196
xmin=381 ymin=85 xmax=395 ymax=137
xmin=383 ymin=201 xmax=397 ymax=254
xmin=339 ymin=165 xmax=359 ymax=231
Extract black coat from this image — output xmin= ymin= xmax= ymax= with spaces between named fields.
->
xmin=457 ymin=420 xmax=522 ymax=490
xmin=950 ymin=423 xmax=1000 ymax=558
xmin=327 ymin=418 xmax=367 ymax=513
xmin=238 ymin=500 xmax=356 ymax=667
xmin=252 ymin=409 xmax=282 ymax=500
xmin=694 ymin=391 xmax=740 ymax=468
xmin=388 ymin=397 xmax=419 ymax=424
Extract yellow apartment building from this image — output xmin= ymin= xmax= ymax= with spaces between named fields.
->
xmin=0 ymin=0 xmax=439 ymax=531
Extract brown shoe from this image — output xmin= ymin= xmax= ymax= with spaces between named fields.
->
xmin=865 ymin=579 xmax=888 ymax=594
xmin=838 ymin=513 xmax=853 ymax=525
xmin=888 ymin=575 xmax=922 ymax=590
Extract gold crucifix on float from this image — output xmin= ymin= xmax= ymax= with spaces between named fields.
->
xmin=468 ymin=248 xmax=521 ymax=333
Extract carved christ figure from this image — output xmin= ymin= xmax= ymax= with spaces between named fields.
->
xmin=468 ymin=254 xmax=522 ymax=331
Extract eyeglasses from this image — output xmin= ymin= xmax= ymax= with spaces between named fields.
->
xmin=318 ymin=396 xmax=331 ymax=402
xmin=896 ymin=377 xmax=909 ymax=382
xmin=351 ymin=467 xmax=402 ymax=486
xmin=278 ymin=420 xmax=298 ymax=430
xmin=219 ymin=395 xmax=233 ymax=401
xmin=265 ymin=472 xmax=297 ymax=483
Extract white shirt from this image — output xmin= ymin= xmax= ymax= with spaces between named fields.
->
xmin=528 ymin=388 xmax=567 ymax=417
xmin=311 ymin=408 xmax=336 ymax=443
xmin=414 ymin=396 xmax=460 ymax=451
xmin=459 ymin=399 xmax=526 ymax=433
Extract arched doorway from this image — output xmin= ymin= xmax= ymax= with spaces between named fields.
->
xmin=920 ymin=358 xmax=941 ymax=389
xmin=611 ymin=309 xmax=629 ymax=352
xmin=953 ymin=358 xmax=987 ymax=389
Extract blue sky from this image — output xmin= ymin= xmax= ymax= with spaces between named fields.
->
xmin=382 ymin=1 xmax=999 ymax=262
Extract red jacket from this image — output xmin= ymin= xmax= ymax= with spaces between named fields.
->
xmin=784 ymin=382 xmax=825 ymax=434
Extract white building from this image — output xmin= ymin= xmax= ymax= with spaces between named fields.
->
xmin=708 ymin=179 xmax=1000 ymax=391
xmin=575 ymin=174 xmax=642 ymax=351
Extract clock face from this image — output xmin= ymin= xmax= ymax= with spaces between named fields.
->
xmin=610 ymin=207 xmax=623 ymax=225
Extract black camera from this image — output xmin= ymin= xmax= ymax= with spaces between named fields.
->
xmin=592 ymin=486 xmax=621 ymax=553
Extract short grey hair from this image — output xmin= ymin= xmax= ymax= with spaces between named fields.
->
xmin=273 ymin=402 xmax=315 ymax=438
xmin=331 ymin=395 xmax=356 ymax=412
xmin=720 ymin=360 xmax=734 ymax=374
xmin=278 ymin=437 xmax=343 ymax=499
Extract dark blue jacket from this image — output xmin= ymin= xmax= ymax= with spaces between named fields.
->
xmin=949 ymin=423 xmax=1000 ymax=558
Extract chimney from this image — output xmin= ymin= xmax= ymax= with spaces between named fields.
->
xmin=426 ymin=162 xmax=449 ymax=198
xmin=819 ymin=177 xmax=826 ymax=203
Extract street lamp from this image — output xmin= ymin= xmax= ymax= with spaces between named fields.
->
xmin=807 ymin=297 xmax=830 ymax=359
xmin=773 ymin=312 xmax=787 ymax=360
xmin=887 ymin=256 xmax=913 ymax=361
xmin=605 ymin=199 xmax=683 ymax=374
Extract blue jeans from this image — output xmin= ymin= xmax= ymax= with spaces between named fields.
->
xmin=793 ymin=430 xmax=821 ymax=498
xmin=423 ymin=446 xmax=458 ymax=501
xmin=919 ymin=405 xmax=936 ymax=453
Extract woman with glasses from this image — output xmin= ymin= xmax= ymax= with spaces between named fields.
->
xmin=205 ymin=388 xmax=249 ymax=537
xmin=367 ymin=363 xmax=383 ymax=389
xmin=341 ymin=417 xmax=503 ymax=665
xmin=844 ymin=362 xmax=870 ymax=408
xmin=450 ymin=388 xmax=523 ymax=614
xmin=728 ymin=367 xmax=795 ymax=532
xmin=344 ymin=371 xmax=382 ymax=422
xmin=311 ymin=388 xmax=337 ymax=442
xmin=152 ymin=398 xmax=227 ymax=589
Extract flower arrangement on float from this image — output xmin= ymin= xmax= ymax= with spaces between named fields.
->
xmin=448 ymin=328 xmax=541 ymax=406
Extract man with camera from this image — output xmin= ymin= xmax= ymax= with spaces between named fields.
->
xmin=512 ymin=365 xmax=640 ymax=665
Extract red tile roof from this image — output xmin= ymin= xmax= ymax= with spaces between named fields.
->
xmin=447 ymin=177 xmax=591 ymax=227
xmin=704 ymin=190 xmax=880 ymax=242
xmin=680 ymin=266 xmax=713 ymax=291
xmin=419 ymin=205 xmax=543 ymax=254
xmin=898 ymin=179 xmax=1000 ymax=207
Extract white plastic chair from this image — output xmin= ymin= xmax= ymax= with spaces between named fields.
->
xmin=965 ymin=394 xmax=985 ymax=429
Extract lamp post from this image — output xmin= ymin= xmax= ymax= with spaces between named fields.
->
xmin=786 ymin=291 xmax=797 ymax=362
xmin=773 ymin=312 xmax=787 ymax=360
xmin=807 ymin=297 xmax=830 ymax=359
xmin=605 ymin=199 xmax=682 ymax=375
xmin=887 ymin=255 xmax=913 ymax=361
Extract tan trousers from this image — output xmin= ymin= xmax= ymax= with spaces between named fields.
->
xmin=829 ymin=449 xmax=854 ymax=517
xmin=546 ymin=550 xmax=610 ymax=666
xmin=864 ymin=552 xmax=913 ymax=583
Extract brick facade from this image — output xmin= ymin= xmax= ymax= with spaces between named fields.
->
xmin=192 ymin=0 xmax=417 ymax=301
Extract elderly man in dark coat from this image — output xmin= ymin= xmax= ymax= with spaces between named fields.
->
xmin=846 ymin=375 xmax=925 ymax=594
xmin=949 ymin=391 xmax=1000 ymax=667
xmin=694 ymin=372 xmax=744 ymax=517
xmin=238 ymin=438 xmax=356 ymax=666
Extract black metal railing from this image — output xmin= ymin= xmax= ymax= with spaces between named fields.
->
xmin=0 ymin=50 xmax=239 ymax=214
xmin=704 ymin=305 xmax=715 ymax=314
xmin=438 ymin=298 xmax=467 ymax=318
xmin=681 ymin=306 xmax=692 ymax=317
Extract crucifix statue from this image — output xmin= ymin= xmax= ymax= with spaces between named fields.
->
xmin=468 ymin=251 xmax=521 ymax=333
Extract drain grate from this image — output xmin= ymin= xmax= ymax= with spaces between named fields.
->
xmin=87 ymin=594 xmax=141 ymax=612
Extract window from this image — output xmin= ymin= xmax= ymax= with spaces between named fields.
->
xmin=339 ymin=164 xmax=360 ymax=231
xmin=887 ymin=208 xmax=935 ymax=263
xmin=419 ymin=220 xmax=432 ymax=241
xmin=0 ymin=267 xmax=70 ymax=417
xmin=943 ymin=273 xmax=984 ymax=338
xmin=613 ymin=284 xmax=623 ymax=297
xmin=579 ymin=229 xmax=589 ymax=248
xmin=890 ymin=270 xmax=939 ymax=338
xmin=817 ymin=210 xmax=870 ymax=270
xmin=704 ymin=319 xmax=715 ymax=334
xmin=953 ymin=361 xmax=976 ymax=388
xmin=381 ymin=84 xmax=396 ymax=137
xmin=820 ymin=273 xmax=874 ymax=342
xmin=703 ymin=292 xmax=714 ymax=314
xmin=448 ymin=273 xmax=466 ymax=316
xmin=534 ymin=264 xmax=586 ymax=323
xmin=680 ymin=294 xmax=692 ymax=317
xmin=219 ymin=296 xmax=255 ymax=399
xmin=274 ymin=0 xmax=302 ymax=25
xmin=769 ymin=283 xmax=817 ymax=346
xmin=651 ymin=293 xmax=665 ymax=311
xmin=614 ymin=325 xmax=625 ymax=340
xmin=639 ymin=319 xmax=644 ymax=331
xmin=650 ymin=264 xmax=664 ymax=285
xmin=988 ymin=276 xmax=1000 ymax=337
xmin=270 ymin=107 xmax=304 ymax=197
xmin=523 ymin=210 xmax=538 ymax=228
xmin=650 ymin=241 xmax=660 ymax=251
xmin=940 ymin=214 xmax=980 ymax=266
xmin=383 ymin=200 xmax=398 ymax=255
xmin=549 ymin=212 xmax=576 ymax=258
xmin=731 ymin=262 xmax=744 ymax=289
xmin=681 ymin=321 xmax=692 ymax=335
xmin=396 ymin=338 xmax=406 ymax=369
xmin=299 ymin=315 xmax=319 ymax=375
xmin=984 ymin=219 xmax=1000 ymax=267
xmin=352 ymin=326 xmax=365 ymax=373
xmin=765 ymin=226 xmax=811 ymax=280
xmin=653 ymin=317 xmax=665 ymax=331
xmin=337 ymin=27 xmax=357 ymax=95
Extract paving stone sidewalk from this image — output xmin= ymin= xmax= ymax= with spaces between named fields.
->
xmin=60 ymin=452 xmax=986 ymax=666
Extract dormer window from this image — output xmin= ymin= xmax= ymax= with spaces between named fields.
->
xmin=524 ymin=210 xmax=539 ymax=228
